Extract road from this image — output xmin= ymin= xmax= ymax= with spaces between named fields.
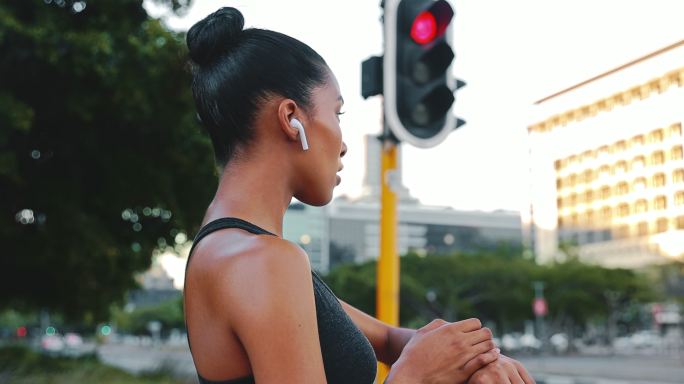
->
xmin=97 ymin=343 xmax=684 ymax=384
xmin=517 ymin=354 xmax=684 ymax=384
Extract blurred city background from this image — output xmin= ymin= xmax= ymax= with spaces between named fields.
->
xmin=1 ymin=0 xmax=683 ymax=383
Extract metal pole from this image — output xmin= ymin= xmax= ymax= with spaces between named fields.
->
xmin=533 ymin=281 xmax=546 ymax=352
xmin=376 ymin=132 xmax=399 ymax=382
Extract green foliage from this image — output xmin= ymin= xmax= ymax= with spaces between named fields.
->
xmin=325 ymin=251 xmax=658 ymax=334
xmin=112 ymin=296 xmax=184 ymax=335
xmin=0 ymin=0 xmax=215 ymax=321
xmin=0 ymin=345 xmax=184 ymax=383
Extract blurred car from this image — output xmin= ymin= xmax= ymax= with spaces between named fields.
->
xmin=519 ymin=333 xmax=542 ymax=351
xmin=501 ymin=332 xmax=542 ymax=353
xmin=501 ymin=333 xmax=521 ymax=351
xmin=62 ymin=332 xmax=86 ymax=357
xmin=63 ymin=332 xmax=83 ymax=348
xmin=40 ymin=334 xmax=65 ymax=354
xmin=629 ymin=330 xmax=662 ymax=349
xmin=549 ymin=332 xmax=569 ymax=353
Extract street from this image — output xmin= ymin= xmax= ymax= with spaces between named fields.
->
xmin=97 ymin=342 xmax=684 ymax=384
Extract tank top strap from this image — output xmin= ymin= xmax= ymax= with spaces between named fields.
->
xmin=188 ymin=217 xmax=277 ymax=259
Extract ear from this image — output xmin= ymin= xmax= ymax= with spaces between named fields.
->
xmin=277 ymin=98 xmax=301 ymax=143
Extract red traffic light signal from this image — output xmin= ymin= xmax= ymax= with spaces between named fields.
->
xmin=410 ymin=11 xmax=437 ymax=44
xmin=384 ymin=0 xmax=464 ymax=148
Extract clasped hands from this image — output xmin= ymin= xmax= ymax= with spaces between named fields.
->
xmin=388 ymin=318 xmax=535 ymax=384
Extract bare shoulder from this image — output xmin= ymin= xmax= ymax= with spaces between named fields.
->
xmin=187 ymin=233 xmax=326 ymax=382
xmin=188 ymin=233 xmax=313 ymax=324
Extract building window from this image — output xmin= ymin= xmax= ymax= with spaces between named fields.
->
xmin=634 ymin=199 xmax=648 ymax=214
xmin=569 ymin=174 xmax=578 ymax=187
xmin=674 ymin=169 xmax=684 ymax=183
xmin=656 ymin=218 xmax=669 ymax=233
xmin=601 ymin=186 xmax=611 ymax=199
xmin=614 ymin=161 xmax=628 ymax=175
xmin=554 ymin=160 xmax=562 ymax=171
xmin=584 ymin=190 xmax=594 ymax=203
xmin=599 ymin=165 xmax=611 ymax=177
xmin=601 ymin=206 xmax=612 ymax=220
xmin=615 ymin=140 xmax=627 ymax=152
xmin=677 ymin=216 xmax=684 ymax=229
xmin=670 ymin=123 xmax=682 ymax=137
xmin=631 ymin=134 xmax=645 ymax=146
xmin=616 ymin=182 xmax=629 ymax=196
xmin=618 ymin=203 xmax=630 ymax=217
xmin=652 ymin=173 xmax=666 ymax=187
xmin=675 ymin=191 xmax=684 ymax=206
xmin=649 ymin=129 xmax=664 ymax=143
xmin=557 ymin=197 xmax=563 ymax=209
xmin=556 ymin=178 xmax=563 ymax=189
xmin=631 ymin=156 xmax=645 ymax=170
xmin=651 ymin=151 xmax=665 ymax=166
xmin=570 ymin=193 xmax=578 ymax=206
xmin=586 ymin=210 xmax=595 ymax=224
xmin=633 ymin=177 xmax=647 ymax=192
xmin=654 ymin=196 xmax=667 ymax=210
xmin=583 ymin=169 xmax=594 ymax=183
xmin=637 ymin=222 xmax=649 ymax=236
xmin=614 ymin=225 xmax=629 ymax=239
xmin=598 ymin=145 xmax=610 ymax=157
xmin=671 ymin=146 xmax=683 ymax=160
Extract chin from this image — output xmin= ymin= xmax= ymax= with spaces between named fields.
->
xmin=295 ymin=190 xmax=333 ymax=207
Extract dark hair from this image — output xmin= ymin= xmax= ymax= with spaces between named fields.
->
xmin=187 ymin=7 xmax=329 ymax=166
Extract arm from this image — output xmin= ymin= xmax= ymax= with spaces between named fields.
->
xmin=338 ymin=299 xmax=414 ymax=365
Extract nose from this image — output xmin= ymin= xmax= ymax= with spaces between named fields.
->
xmin=340 ymin=142 xmax=348 ymax=158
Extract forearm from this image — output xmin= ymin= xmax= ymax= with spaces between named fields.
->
xmin=383 ymin=326 xmax=416 ymax=365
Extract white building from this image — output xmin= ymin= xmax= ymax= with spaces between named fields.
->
xmin=524 ymin=39 xmax=684 ymax=268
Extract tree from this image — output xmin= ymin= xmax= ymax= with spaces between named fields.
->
xmin=325 ymin=250 xmax=658 ymax=336
xmin=0 ymin=0 xmax=216 ymax=320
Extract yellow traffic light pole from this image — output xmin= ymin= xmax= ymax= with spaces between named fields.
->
xmin=376 ymin=137 xmax=399 ymax=382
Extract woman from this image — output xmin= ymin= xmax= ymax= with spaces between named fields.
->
xmin=183 ymin=7 xmax=534 ymax=384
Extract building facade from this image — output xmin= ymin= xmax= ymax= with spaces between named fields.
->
xmin=284 ymin=135 xmax=523 ymax=273
xmin=524 ymin=40 xmax=684 ymax=268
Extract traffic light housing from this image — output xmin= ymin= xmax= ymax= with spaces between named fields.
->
xmin=384 ymin=0 xmax=464 ymax=148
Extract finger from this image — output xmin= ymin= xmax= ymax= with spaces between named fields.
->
xmin=458 ymin=338 xmax=496 ymax=365
xmin=509 ymin=374 xmax=525 ymax=384
xmin=467 ymin=327 xmax=493 ymax=345
xmin=462 ymin=348 xmax=499 ymax=377
xmin=420 ymin=318 xmax=448 ymax=333
xmin=471 ymin=339 xmax=497 ymax=355
xmin=504 ymin=358 xmax=525 ymax=384
xmin=515 ymin=361 xmax=536 ymax=384
xmin=453 ymin=318 xmax=482 ymax=332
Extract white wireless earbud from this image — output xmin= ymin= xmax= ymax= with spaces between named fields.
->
xmin=290 ymin=118 xmax=309 ymax=151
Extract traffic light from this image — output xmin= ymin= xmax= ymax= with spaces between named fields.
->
xmin=384 ymin=0 xmax=464 ymax=148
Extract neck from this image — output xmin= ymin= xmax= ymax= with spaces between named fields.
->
xmin=202 ymin=155 xmax=293 ymax=237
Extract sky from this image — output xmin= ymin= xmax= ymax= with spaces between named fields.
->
xmin=144 ymin=0 xmax=684 ymax=213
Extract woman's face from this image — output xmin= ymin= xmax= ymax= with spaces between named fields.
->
xmin=293 ymin=71 xmax=347 ymax=206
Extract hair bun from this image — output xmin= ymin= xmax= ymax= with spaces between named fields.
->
xmin=187 ymin=7 xmax=245 ymax=66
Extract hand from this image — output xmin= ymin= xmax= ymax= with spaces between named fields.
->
xmin=387 ymin=318 xmax=499 ymax=384
xmin=467 ymin=354 xmax=535 ymax=384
